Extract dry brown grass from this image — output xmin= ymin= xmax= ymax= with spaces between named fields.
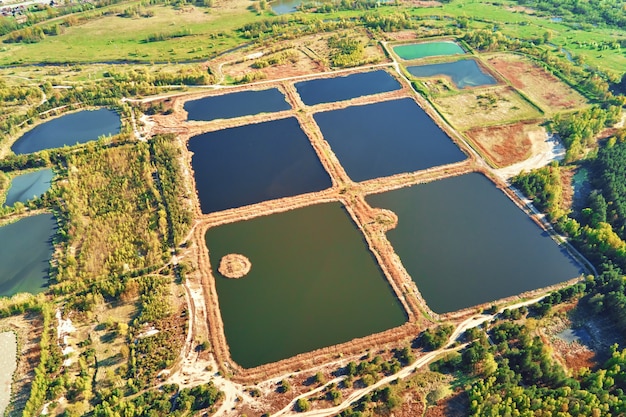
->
xmin=465 ymin=121 xmax=542 ymax=168
xmin=487 ymin=53 xmax=588 ymax=114
xmin=433 ymin=86 xmax=542 ymax=130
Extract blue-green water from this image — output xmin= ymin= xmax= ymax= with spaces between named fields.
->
xmin=393 ymin=41 xmax=465 ymax=60
xmin=407 ymin=59 xmax=497 ymax=89
xmin=294 ymin=70 xmax=401 ymax=106
xmin=11 ymin=109 xmax=121 ymax=155
xmin=367 ymin=173 xmax=584 ymax=313
xmin=184 ymin=88 xmax=291 ymax=121
xmin=3 ymin=169 xmax=54 ymax=207
xmin=189 ymin=117 xmax=331 ymax=213
xmin=206 ymin=202 xmax=407 ymax=368
xmin=0 ymin=214 xmax=56 ymax=297
xmin=313 ymin=98 xmax=466 ymax=182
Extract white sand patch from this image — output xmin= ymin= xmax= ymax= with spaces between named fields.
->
xmin=0 ymin=332 xmax=17 ymax=416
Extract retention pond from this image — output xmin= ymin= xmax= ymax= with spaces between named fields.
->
xmin=184 ymin=88 xmax=290 ymax=121
xmin=206 ymin=202 xmax=407 ymax=368
xmin=0 ymin=214 xmax=56 ymax=297
xmin=407 ymin=59 xmax=497 ymax=89
xmin=189 ymin=117 xmax=331 ymax=213
xmin=393 ymin=41 xmax=465 ymax=60
xmin=367 ymin=173 xmax=583 ymax=313
xmin=11 ymin=109 xmax=121 ymax=155
xmin=3 ymin=169 xmax=53 ymax=207
xmin=294 ymin=70 xmax=401 ymax=106
xmin=314 ymin=98 xmax=466 ymax=182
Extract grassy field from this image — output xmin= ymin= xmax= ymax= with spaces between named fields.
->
xmin=432 ymin=85 xmax=543 ymax=131
xmin=485 ymin=53 xmax=588 ymax=115
xmin=1 ymin=0 xmax=623 ymax=76
xmin=0 ymin=3 xmax=255 ymax=64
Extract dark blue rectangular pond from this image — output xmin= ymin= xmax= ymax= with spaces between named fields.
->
xmin=366 ymin=173 xmax=584 ymax=313
xmin=294 ymin=70 xmax=401 ymax=106
xmin=3 ymin=169 xmax=54 ymax=207
xmin=313 ymin=98 xmax=466 ymax=182
xmin=188 ymin=117 xmax=331 ymax=213
xmin=0 ymin=214 xmax=56 ymax=297
xmin=184 ymin=88 xmax=291 ymax=121
xmin=206 ymin=202 xmax=407 ymax=368
xmin=407 ymin=59 xmax=497 ymax=89
xmin=11 ymin=109 xmax=121 ymax=155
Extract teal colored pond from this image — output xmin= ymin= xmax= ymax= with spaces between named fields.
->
xmin=407 ymin=59 xmax=497 ymax=89
xmin=184 ymin=88 xmax=291 ymax=121
xmin=189 ymin=117 xmax=331 ymax=213
xmin=367 ymin=173 xmax=583 ymax=313
xmin=270 ymin=0 xmax=303 ymax=14
xmin=313 ymin=98 xmax=466 ymax=182
xmin=294 ymin=70 xmax=401 ymax=106
xmin=11 ymin=109 xmax=121 ymax=155
xmin=0 ymin=214 xmax=56 ymax=297
xmin=393 ymin=41 xmax=465 ymax=60
xmin=206 ymin=202 xmax=407 ymax=368
xmin=3 ymin=169 xmax=54 ymax=207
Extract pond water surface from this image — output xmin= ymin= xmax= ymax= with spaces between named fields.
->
xmin=270 ymin=0 xmax=303 ymax=14
xmin=294 ymin=70 xmax=401 ymax=106
xmin=206 ymin=202 xmax=407 ymax=368
xmin=0 ymin=214 xmax=56 ymax=297
xmin=189 ymin=117 xmax=331 ymax=213
xmin=11 ymin=109 xmax=121 ymax=155
xmin=407 ymin=59 xmax=497 ymax=89
xmin=0 ymin=332 xmax=17 ymax=416
xmin=367 ymin=173 xmax=584 ymax=313
xmin=313 ymin=98 xmax=466 ymax=182
xmin=184 ymin=88 xmax=290 ymax=121
xmin=3 ymin=169 xmax=53 ymax=207
xmin=393 ymin=41 xmax=465 ymax=60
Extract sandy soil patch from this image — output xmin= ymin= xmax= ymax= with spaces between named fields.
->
xmin=487 ymin=53 xmax=587 ymax=114
xmin=433 ymin=86 xmax=542 ymax=131
xmin=0 ymin=332 xmax=17 ymax=417
xmin=400 ymin=0 xmax=442 ymax=7
xmin=466 ymin=121 xmax=544 ymax=168
xmin=218 ymin=254 xmax=251 ymax=278
xmin=504 ymin=5 xmax=536 ymax=14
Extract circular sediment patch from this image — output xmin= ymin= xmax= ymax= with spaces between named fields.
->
xmin=218 ymin=254 xmax=251 ymax=278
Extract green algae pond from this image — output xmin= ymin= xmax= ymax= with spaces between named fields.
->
xmin=2 ymin=169 xmax=53 ymax=208
xmin=0 ymin=214 xmax=56 ymax=297
xmin=206 ymin=202 xmax=407 ymax=368
xmin=393 ymin=41 xmax=465 ymax=60
xmin=367 ymin=173 xmax=584 ymax=313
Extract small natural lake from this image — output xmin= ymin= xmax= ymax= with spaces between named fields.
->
xmin=393 ymin=41 xmax=465 ymax=60
xmin=407 ymin=59 xmax=497 ymax=89
xmin=189 ymin=117 xmax=331 ymax=213
xmin=11 ymin=109 xmax=121 ymax=155
xmin=313 ymin=98 xmax=466 ymax=182
xmin=0 ymin=214 xmax=56 ymax=297
xmin=3 ymin=169 xmax=54 ymax=207
xmin=0 ymin=332 xmax=17 ymax=416
xmin=294 ymin=70 xmax=401 ymax=106
xmin=206 ymin=202 xmax=407 ymax=368
xmin=367 ymin=173 xmax=584 ymax=313
xmin=184 ymin=88 xmax=290 ymax=121
xmin=270 ymin=0 xmax=303 ymax=14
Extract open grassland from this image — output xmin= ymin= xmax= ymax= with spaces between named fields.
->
xmin=0 ymin=0 xmax=622 ymax=76
xmin=486 ymin=53 xmax=588 ymax=115
xmin=0 ymin=3 xmax=253 ymax=64
xmin=432 ymin=86 xmax=542 ymax=131
xmin=465 ymin=121 xmax=544 ymax=168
